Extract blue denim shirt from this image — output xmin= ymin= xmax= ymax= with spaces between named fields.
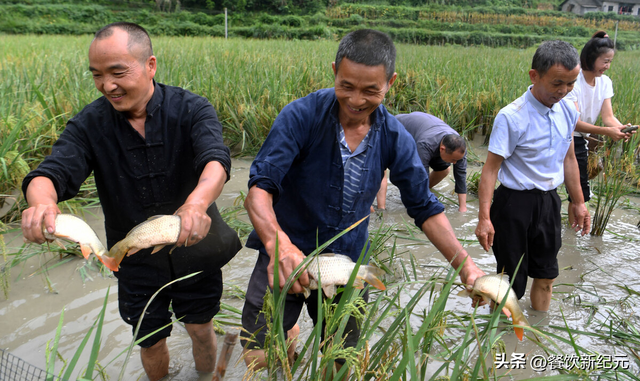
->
xmin=247 ymin=88 xmax=444 ymax=261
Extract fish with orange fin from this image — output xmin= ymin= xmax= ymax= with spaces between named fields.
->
xmin=458 ymin=273 xmax=531 ymax=341
xmin=107 ymin=215 xmax=181 ymax=270
xmin=41 ymin=214 xmax=116 ymax=271
xmin=303 ymin=253 xmax=386 ymax=298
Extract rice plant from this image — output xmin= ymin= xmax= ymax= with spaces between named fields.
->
xmin=590 ymin=138 xmax=637 ymax=236
xmin=2 ymin=35 xmax=640 ymax=224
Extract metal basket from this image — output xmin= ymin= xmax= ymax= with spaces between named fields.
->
xmin=0 ymin=349 xmax=67 ymax=381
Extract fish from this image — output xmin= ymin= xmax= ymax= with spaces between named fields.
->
xmin=303 ymin=253 xmax=386 ymax=298
xmin=458 ymin=273 xmax=530 ymax=341
xmin=41 ymin=213 xmax=116 ymax=271
xmin=107 ymin=215 xmax=182 ymax=270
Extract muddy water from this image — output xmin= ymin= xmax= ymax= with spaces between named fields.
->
xmin=1 ymin=138 xmax=639 ymax=380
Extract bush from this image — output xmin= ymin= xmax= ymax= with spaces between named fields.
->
xmin=280 ymin=15 xmax=304 ymax=27
xmin=193 ymin=11 xmax=217 ymax=26
xmin=305 ymin=12 xmax=329 ymax=26
xmin=348 ymin=13 xmax=363 ymax=25
xmin=258 ymin=13 xmax=279 ymax=24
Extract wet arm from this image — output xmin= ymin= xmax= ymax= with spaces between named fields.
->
xmin=453 ymin=160 xmax=468 ymax=212
xmin=421 ymin=212 xmax=484 ymax=287
xmin=245 ymin=185 xmax=309 ymax=293
xmin=457 ymin=193 xmax=467 ymax=212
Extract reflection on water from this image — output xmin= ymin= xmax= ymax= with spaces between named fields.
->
xmin=1 ymin=146 xmax=639 ymax=379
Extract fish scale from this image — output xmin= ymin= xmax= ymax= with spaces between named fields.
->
xmin=106 ymin=215 xmax=182 ymax=271
xmin=303 ymin=253 xmax=386 ymax=298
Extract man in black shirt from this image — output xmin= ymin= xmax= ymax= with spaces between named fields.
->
xmin=21 ymin=22 xmax=241 ymax=381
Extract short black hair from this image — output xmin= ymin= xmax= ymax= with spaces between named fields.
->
xmin=531 ymin=40 xmax=579 ymax=77
xmin=94 ymin=22 xmax=153 ymax=61
xmin=335 ymin=29 xmax=396 ymax=81
xmin=580 ymin=31 xmax=615 ymax=72
xmin=441 ymin=134 xmax=466 ymax=155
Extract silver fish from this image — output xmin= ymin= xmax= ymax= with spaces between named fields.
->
xmin=303 ymin=253 xmax=386 ymax=298
xmin=107 ymin=215 xmax=181 ymax=270
xmin=42 ymin=214 xmax=112 ymax=270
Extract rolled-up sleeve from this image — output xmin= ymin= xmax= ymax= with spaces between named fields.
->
xmin=22 ymin=118 xmax=93 ymax=202
xmin=190 ymin=99 xmax=231 ymax=181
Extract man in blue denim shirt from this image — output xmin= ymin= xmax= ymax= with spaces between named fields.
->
xmin=241 ymin=29 xmax=485 ymax=376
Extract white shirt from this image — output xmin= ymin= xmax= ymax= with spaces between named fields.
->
xmin=565 ymin=70 xmax=614 ymax=138
xmin=488 ymin=86 xmax=579 ymax=191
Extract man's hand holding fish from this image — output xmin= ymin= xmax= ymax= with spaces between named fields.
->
xmin=21 ymin=177 xmax=61 ymax=244
xmin=173 ymin=161 xmax=227 ymax=248
xmin=245 ymin=186 xmax=310 ymax=296
xmin=174 ymin=203 xmax=211 ymax=248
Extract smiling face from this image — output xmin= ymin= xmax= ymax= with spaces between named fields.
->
xmin=88 ymin=28 xmax=156 ymax=118
xmin=332 ymin=58 xmax=396 ymax=128
xmin=591 ymin=49 xmax=615 ymax=77
xmin=529 ymin=63 xmax=580 ymax=108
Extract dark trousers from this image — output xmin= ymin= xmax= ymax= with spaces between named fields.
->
xmin=490 ymin=185 xmax=562 ymax=299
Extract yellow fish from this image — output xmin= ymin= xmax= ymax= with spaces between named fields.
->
xmin=458 ymin=273 xmax=530 ymax=341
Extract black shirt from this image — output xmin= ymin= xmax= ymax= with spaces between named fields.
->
xmin=23 ymin=82 xmax=241 ymax=281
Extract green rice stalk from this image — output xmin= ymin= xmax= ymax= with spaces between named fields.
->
xmin=83 ymin=285 xmax=109 ymax=379
xmin=45 ymin=307 xmax=65 ymax=381
xmin=60 ymin=288 xmax=107 ymax=380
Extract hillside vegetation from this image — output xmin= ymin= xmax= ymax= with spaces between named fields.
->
xmin=1 ymin=0 xmax=640 ymax=49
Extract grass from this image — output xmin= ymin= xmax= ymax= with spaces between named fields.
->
xmin=590 ymin=131 xmax=640 ymax=236
xmin=240 ymin=229 xmax=640 ymax=380
xmin=2 ymin=35 xmax=640 ymax=379
xmin=2 ymin=35 xmax=640 ymax=225
xmin=11 ymin=210 xmax=637 ymax=379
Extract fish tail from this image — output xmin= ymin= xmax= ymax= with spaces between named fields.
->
xmin=98 ymin=255 xmax=120 ymax=272
xmin=360 ymin=265 xmax=386 ymax=291
xmin=514 ymin=326 xmax=524 ymax=341
xmin=512 ymin=314 xmax=530 ymax=341
xmin=104 ymin=242 xmax=128 ymax=272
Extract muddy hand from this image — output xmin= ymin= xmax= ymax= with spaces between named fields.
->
xmin=175 ymin=203 xmax=211 ymax=247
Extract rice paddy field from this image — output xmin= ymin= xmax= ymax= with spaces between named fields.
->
xmin=2 ymin=34 xmax=640 ymax=200
xmin=1 ymin=35 xmax=640 ymax=380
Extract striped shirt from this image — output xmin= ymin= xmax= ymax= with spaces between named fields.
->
xmin=338 ymin=126 xmax=371 ymax=211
